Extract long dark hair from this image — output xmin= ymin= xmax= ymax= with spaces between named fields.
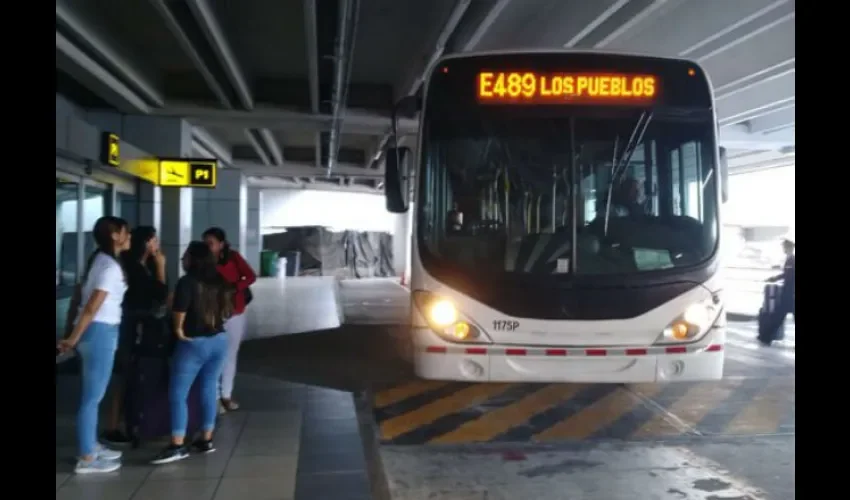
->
xmin=202 ymin=226 xmax=232 ymax=264
xmin=184 ymin=241 xmax=235 ymax=328
xmin=84 ymin=216 xmax=129 ymax=282
xmin=123 ymin=226 xmax=157 ymax=274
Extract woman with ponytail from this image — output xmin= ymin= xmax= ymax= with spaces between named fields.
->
xmin=150 ymin=242 xmax=234 ymax=464
xmin=58 ymin=216 xmax=131 ymax=474
xmin=202 ymin=227 xmax=256 ymax=412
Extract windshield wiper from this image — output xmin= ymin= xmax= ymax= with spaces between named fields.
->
xmin=603 ymin=111 xmax=654 ymax=236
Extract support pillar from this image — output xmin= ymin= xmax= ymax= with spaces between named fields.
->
xmin=193 ymin=169 xmax=248 ymax=262
xmin=88 ymin=112 xmax=194 ymax=284
xmin=246 ymin=187 xmax=262 ymax=271
xmin=136 ymin=182 xmax=161 ymax=231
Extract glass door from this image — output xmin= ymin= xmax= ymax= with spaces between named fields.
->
xmin=56 ymin=173 xmax=81 ymax=294
xmin=56 ymin=171 xmax=81 ymax=340
xmin=82 ymin=179 xmax=109 ymax=261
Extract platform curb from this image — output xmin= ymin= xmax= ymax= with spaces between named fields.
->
xmin=354 ymin=389 xmax=393 ymax=500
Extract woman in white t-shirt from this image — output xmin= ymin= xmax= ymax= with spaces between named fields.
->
xmin=58 ymin=216 xmax=131 ymax=474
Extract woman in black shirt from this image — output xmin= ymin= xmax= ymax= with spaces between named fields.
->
xmin=151 ymin=241 xmax=234 ymax=464
xmin=103 ymin=226 xmax=168 ymax=445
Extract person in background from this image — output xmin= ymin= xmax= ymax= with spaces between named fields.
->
xmin=150 ymin=242 xmax=234 ymax=464
xmin=102 ymin=226 xmax=169 ymax=445
xmin=446 ymin=202 xmax=464 ymax=233
xmin=58 ymin=216 xmax=131 ymax=474
xmin=762 ymin=238 xmax=795 ymax=345
xmin=202 ymin=227 xmax=257 ymax=412
xmin=611 ymin=177 xmax=647 ymax=218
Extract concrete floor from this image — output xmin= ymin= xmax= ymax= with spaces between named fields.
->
xmin=333 ymin=279 xmax=794 ymax=500
xmin=55 ymin=373 xmax=374 ymax=500
xmin=56 ymin=277 xmax=794 ymax=500
xmin=380 ymin=438 xmax=788 ymax=499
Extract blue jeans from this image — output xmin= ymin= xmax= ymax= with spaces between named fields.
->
xmin=76 ymin=322 xmax=119 ymax=457
xmin=169 ymin=333 xmax=227 ymax=438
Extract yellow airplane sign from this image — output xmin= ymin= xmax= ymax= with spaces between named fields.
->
xmin=101 ymin=132 xmax=120 ymax=167
xmin=157 ymin=159 xmax=217 ymax=188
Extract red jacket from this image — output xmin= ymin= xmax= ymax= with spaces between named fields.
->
xmin=216 ymin=250 xmax=257 ymax=315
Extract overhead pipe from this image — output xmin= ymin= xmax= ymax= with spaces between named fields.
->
xmin=236 ymin=161 xmax=383 ymax=179
xmin=563 ymin=0 xmax=629 ymax=47
xmin=247 ymin=177 xmax=383 ymax=194
xmin=244 ymin=130 xmax=272 ymax=166
xmin=374 ymin=0 xmax=506 ymax=161
xmin=303 ymin=0 xmax=323 ymax=167
xmin=56 ymin=3 xmax=164 ymax=108
xmin=192 ymin=126 xmax=233 ymax=164
xmin=327 ymin=0 xmax=361 ymax=175
xmin=147 ymin=0 xmax=233 ymax=109
xmin=191 ymin=140 xmax=218 ymax=162
xmin=375 ymin=0 xmax=473 ymax=160
xmin=399 ymin=0 xmax=471 ymax=97
xmin=56 ymin=31 xmax=151 ymax=113
xmin=154 ymin=103 xmax=419 ymax=134
xmin=186 ymin=0 xmax=254 ymax=110
xmin=149 ymin=0 xmax=277 ymax=168
xmin=259 ymin=129 xmax=285 ymax=165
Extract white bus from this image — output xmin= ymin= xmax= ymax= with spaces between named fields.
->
xmin=384 ymin=51 xmax=729 ymax=383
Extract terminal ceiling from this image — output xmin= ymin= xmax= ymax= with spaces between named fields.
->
xmin=56 ymin=0 xmax=795 ymax=190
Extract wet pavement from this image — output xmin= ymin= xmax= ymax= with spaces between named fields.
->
xmin=56 ymin=277 xmax=794 ymax=499
xmin=240 ymin=319 xmax=792 ymax=499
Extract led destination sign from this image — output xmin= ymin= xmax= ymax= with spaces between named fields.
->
xmin=476 ymin=72 xmax=657 ymax=104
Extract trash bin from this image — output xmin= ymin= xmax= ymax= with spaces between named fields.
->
xmin=283 ymin=251 xmax=301 ymax=276
xmin=260 ymin=250 xmax=279 ymax=277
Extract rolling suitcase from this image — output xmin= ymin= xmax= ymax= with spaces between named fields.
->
xmin=757 ymin=282 xmax=785 ymax=344
xmin=124 ymin=354 xmax=203 ymax=447
xmin=124 ymin=316 xmax=202 ymax=447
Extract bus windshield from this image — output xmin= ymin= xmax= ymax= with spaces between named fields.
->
xmin=417 ymin=108 xmax=719 ymax=279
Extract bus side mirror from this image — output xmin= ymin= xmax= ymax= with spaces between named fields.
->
xmin=719 ymin=146 xmax=729 ymax=203
xmin=385 ymin=147 xmax=410 ymax=214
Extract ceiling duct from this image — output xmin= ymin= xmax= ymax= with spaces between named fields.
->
xmin=327 ymin=0 xmax=361 ymax=176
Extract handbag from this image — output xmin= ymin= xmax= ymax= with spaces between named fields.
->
xmin=244 ymin=287 xmax=253 ymax=306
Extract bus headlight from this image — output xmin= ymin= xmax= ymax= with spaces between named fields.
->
xmin=683 ymin=302 xmax=712 ymax=329
xmin=412 ymin=290 xmax=491 ymax=343
xmin=656 ymin=297 xmax=721 ymax=344
xmin=429 ymin=299 xmax=458 ymax=327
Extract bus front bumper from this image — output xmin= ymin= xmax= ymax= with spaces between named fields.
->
xmin=412 ymin=326 xmax=726 ymax=383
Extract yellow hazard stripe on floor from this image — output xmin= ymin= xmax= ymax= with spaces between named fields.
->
xmin=724 ymin=377 xmax=787 ymax=435
xmin=379 ymin=383 xmax=514 ymax=441
xmin=534 ymin=384 xmax=662 ymax=441
xmin=431 ymin=384 xmax=587 ymax=444
xmin=632 ymin=378 xmax=747 ymax=437
xmin=372 ymin=378 xmax=795 ymax=445
xmin=374 ymin=380 xmax=448 ymax=409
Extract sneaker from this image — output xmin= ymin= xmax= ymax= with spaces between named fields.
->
xmin=191 ymin=438 xmax=216 ymax=454
xmin=95 ymin=444 xmax=123 ymax=461
xmin=220 ymin=398 xmax=240 ymax=411
xmin=218 ymin=400 xmax=228 ymax=415
xmin=75 ymin=457 xmax=122 ymax=474
xmin=150 ymin=444 xmax=189 ymax=465
xmin=101 ymin=430 xmax=133 ymax=446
